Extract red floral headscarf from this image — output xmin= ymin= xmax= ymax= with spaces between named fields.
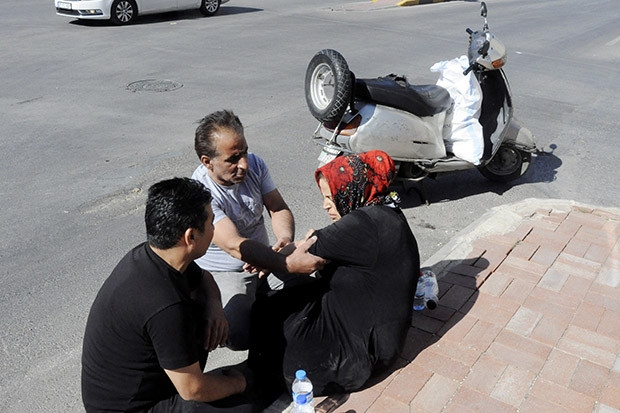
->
xmin=315 ymin=150 xmax=397 ymax=217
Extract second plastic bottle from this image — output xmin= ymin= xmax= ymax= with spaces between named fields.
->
xmin=292 ymin=369 xmax=314 ymax=413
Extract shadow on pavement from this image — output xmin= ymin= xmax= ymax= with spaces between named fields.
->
xmin=69 ymin=6 xmax=262 ymax=27
xmin=310 ymin=257 xmax=487 ymax=413
xmin=394 ymin=143 xmax=561 ymax=208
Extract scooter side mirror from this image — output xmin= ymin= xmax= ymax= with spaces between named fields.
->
xmin=478 ymin=41 xmax=490 ymax=57
xmin=480 ymin=2 xmax=489 ymax=31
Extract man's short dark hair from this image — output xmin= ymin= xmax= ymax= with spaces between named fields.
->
xmin=145 ymin=177 xmax=212 ymax=249
xmin=195 ymin=109 xmax=244 ymax=159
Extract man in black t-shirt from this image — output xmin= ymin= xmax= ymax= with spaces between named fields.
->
xmin=81 ymin=178 xmax=257 ymax=412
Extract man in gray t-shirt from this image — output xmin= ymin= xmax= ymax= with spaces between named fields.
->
xmin=192 ymin=153 xmax=277 ymax=272
xmin=191 ymin=110 xmax=325 ymax=350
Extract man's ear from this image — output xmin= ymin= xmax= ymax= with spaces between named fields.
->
xmin=200 ymin=155 xmax=212 ymax=170
xmin=183 ymin=228 xmax=195 ymax=247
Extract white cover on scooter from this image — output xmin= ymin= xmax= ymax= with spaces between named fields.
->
xmin=430 ymin=55 xmax=483 ymax=165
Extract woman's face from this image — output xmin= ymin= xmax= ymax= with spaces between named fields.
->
xmin=318 ymin=176 xmax=341 ymax=222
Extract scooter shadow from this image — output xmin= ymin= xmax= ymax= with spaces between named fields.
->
xmin=396 ymin=144 xmax=561 ymax=208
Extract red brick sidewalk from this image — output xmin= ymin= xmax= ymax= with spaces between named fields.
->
xmin=300 ymin=200 xmax=620 ymax=413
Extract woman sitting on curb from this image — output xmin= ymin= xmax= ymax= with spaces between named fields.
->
xmin=248 ymin=150 xmax=421 ymax=401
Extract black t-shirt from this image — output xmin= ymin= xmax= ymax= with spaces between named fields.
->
xmin=82 ymin=243 xmax=203 ymax=412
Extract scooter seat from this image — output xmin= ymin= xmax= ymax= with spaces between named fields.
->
xmin=355 ymin=74 xmax=452 ymax=117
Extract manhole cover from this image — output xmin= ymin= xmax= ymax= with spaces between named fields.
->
xmin=127 ymin=79 xmax=183 ymax=92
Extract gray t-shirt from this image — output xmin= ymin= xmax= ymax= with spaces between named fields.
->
xmin=191 ymin=153 xmax=277 ymax=271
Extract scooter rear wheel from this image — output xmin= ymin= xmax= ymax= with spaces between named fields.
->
xmin=479 ymin=144 xmax=531 ymax=182
xmin=305 ymin=49 xmax=352 ymax=123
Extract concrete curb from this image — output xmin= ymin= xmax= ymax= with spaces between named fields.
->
xmin=421 ymin=198 xmax=620 ymax=276
xmin=369 ymin=0 xmax=454 ymax=7
xmin=344 ymin=0 xmax=454 ymax=11
xmin=396 ymin=0 xmax=453 ymax=6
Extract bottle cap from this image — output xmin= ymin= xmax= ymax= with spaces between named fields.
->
xmin=295 ymin=369 xmax=307 ymax=380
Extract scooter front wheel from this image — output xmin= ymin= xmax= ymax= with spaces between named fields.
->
xmin=305 ymin=49 xmax=352 ymax=123
xmin=479 ymin=145 xmax=531 ymax=183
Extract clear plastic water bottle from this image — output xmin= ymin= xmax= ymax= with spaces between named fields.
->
xmin=422 ymin=269 xmax=439 ymax=309
xmin=292 ymin=369 xmax=314 ymax=413
xmin=413 ymin=274 xmax=426 ymax=311
xmin=413 ymin=269 xmax=439 ymax=311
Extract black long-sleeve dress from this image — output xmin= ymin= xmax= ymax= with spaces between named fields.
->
xmin=249 ymin=204 xmax=420 ymax=398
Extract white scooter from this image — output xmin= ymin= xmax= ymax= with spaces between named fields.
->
xmin=304 ymin=2 xmax=536 ymax=183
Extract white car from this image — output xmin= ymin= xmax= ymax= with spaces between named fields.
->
xmin=55 ymin=0 xmax=228 ymax=25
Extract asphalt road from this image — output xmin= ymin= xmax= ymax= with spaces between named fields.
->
xmin=1 ymin=0 xmax=618 ymax=411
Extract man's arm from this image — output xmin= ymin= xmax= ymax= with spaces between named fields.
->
xmin=239 ymin=236 xmax=326 ymax=275
xmin=210 ymin=216 xmax=255 ymax=261
xmin=211 ymin=216 xmax=324 ymax=274
xmin=262 ymin=189 xmax=294 ymax=251
xmin=191 ymin=270 xmax=228 ymax=351
xmin=165 ymin=362 xmax=245 ymax=402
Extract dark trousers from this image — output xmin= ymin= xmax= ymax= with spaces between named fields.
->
xmin=248 ymin=275 xmax=326 ymax=402
xmin=147 ymin=394 xmax=262 ymax=413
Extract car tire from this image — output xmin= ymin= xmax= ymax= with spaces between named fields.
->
xmin=110 ymin=0 xmax=137 ymax=25
xmin=200 ymin=0 xmax=221 ymax=16
xmin=305 ymin=49 xmax=352 ymax=124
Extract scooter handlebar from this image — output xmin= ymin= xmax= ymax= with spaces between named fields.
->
xmin=463 ymin=64 xmax=475 ymax=76
xmin=464 ymin=28 xmax=475 ymax=75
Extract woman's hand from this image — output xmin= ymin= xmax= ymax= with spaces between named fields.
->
xmin=243 ymin=262 xmax=271 ymax=279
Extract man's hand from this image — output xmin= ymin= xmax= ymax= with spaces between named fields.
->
xmin=285 ymin=236 xmax=328 ymax=274
xmin=203 ymin=300 xmax=228 ymax=352
xmin=271 ymin=236 xmax=293 ymax=253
